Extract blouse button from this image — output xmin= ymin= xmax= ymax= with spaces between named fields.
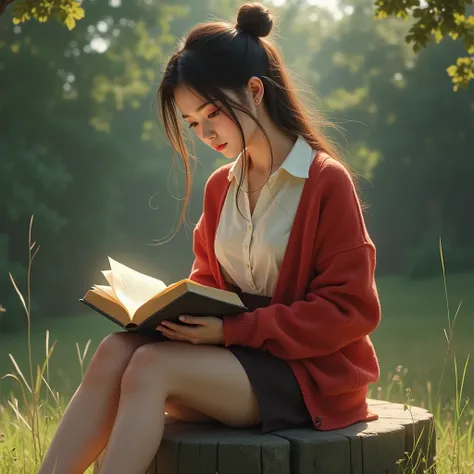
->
xmin=245 ymin=263 xmax=250 ymax=269
xmin=247 ymin=224 xmax=252 ymax=231
xmin=243 ymin=245 xmax=248 ymax=250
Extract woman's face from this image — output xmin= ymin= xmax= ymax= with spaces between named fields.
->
xmin=173 ymin=84 xmax=258 ymax=159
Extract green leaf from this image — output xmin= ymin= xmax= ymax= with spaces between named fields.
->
xmin=434 ymin=29 xmax=443 ymax=44
xmin=71 ymin=6 xmax=85 ymax=21
xmin=64 ymin=15 xmax=76 ymax=31
xmin=396 ymin=10 xmax=409 ymax=20
xmin=447 ymin=65 xmax=457 ymax=77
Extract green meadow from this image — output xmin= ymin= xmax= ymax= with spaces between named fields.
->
xmin=1 ymin=269 xmax=473 ymax=473
xmin=1 ymin=270 xmax=472 ymax=404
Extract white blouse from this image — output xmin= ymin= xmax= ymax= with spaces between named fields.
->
xmin=214 ymin=136 xmax=317 ymax=297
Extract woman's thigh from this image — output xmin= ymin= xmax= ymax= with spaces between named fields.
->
xmin=125 ymin=341 xmax=261 ymax=428
xmin=164 ymin=397 xmax=213 ymax=423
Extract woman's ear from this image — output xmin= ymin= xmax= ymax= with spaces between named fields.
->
xmin=247 ymin=76 xmax=264 ymax=105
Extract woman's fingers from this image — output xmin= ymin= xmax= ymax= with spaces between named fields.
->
xmin=156 ymin=317 xmax=222 ymax=345
xmin=157 ymin=321 xmax=201 ymax=344
xmin=158 ymin=326 xmax=194 ymax=343
xmin=161 ymin=320 xmax=199 ymax=334
xmin=179 ymin=315 xmax=202 ymax=325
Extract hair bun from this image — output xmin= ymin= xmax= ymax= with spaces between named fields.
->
xmin=236 ymin=2 xmax=273 ymax=38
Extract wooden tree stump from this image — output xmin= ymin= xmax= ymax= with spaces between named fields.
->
xmin=93 ymin=399 xmax=435 ymax=473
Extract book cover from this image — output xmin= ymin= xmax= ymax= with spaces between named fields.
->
xmin=80 ymin=258 xmax=247 ymax=335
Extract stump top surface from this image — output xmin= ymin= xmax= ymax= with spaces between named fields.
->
xmin=158 ymin=399 xmax=434 ymax=474
xmin=95 ymin=399 xmax=435 ymax=474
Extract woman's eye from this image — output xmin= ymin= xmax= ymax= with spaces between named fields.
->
xmin=187 ymin=109 xmax=220 ymax=129
xmin=208 ymin=109 xmax=220 ymax=118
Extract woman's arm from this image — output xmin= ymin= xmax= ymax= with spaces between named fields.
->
xmin=223 ymin=243 xmax=380 ymax=359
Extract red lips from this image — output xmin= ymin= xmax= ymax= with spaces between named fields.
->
xmin=214 ymin=143 xmax=227 ymax=151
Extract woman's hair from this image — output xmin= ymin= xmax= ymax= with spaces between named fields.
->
xmin=158 ymin=2 xmax=349 ymax=238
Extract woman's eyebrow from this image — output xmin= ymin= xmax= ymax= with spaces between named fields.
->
xmin=181 ymin=101 xmax=211 ymax=119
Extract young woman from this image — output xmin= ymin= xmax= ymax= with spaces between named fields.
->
xmin=38 ymin=3 xmax=381 ymax=474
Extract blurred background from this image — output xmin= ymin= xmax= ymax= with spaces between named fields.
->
xmin=0 ymin=0 xmax=473 ymax=407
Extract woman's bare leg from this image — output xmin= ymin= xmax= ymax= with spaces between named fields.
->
xmin=98 ymin=341 xmax=260 ymax=474
xmin=38 ymin=333 xmax=213 ymax=474
xmin=38 ymin=332 xmax=155 ymax=474
xmin=164 ymin=396 xmax=214 ymax=423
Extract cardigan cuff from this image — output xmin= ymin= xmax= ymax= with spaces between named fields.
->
xmin=223 ymin=313 xmax=258 ymax=347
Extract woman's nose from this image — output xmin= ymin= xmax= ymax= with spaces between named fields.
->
xmin=201 ymin=122 xmax=216 ymax=141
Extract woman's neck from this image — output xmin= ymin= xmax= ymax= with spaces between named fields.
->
xmin=245 ymin=115 xmax=296 ymax=175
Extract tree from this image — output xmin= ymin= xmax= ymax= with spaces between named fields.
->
xmin=374 ymin=0 xmax=474 ymax=90
xmin=0 ymin=0 xmax=244 ymax=331
xmin=311 ymin=1 xmax=474 ymax=277
xmin=0 ymin=0 xmax=84 ymax=30
xmin=0 ymin=0 xmax=189 ymax=329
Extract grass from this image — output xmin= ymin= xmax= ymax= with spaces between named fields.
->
xmin=1 ymin=273 xmax=472 ymax=404
xmin=0 ymin=218 xmax=473 ymax=473
xmin=372 ymin=271 xmax=474 ymax=406
xmin=0 ymin=315 xmax=115 ymax=401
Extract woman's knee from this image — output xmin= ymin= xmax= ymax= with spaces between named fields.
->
xmin=120 ymin=341 xmax=181 ymax=394
xmin=84 ymin=333 xmax=150 ymax=385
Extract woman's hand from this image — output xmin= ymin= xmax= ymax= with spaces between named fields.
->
xmin=156 ymin=316 xmax=225 ymax=345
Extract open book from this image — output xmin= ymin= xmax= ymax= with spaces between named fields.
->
xmin=80 ymin=258 xmax=246 ymax=334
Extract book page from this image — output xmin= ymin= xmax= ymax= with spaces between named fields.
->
xmin=92 ymin=285 xmax=118 ymax=301
xmin=83 ymin=290 xmax=130 ymax=326
xmin=102 ymin=270 xmax=114 ymax=287
xmin=108 ymin=257 xmax=167 ymax=317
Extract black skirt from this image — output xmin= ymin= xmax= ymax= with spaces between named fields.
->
xmin=227 ymin=291 xmax=312 ymax=433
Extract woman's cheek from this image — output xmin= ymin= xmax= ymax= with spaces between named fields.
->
xmin=220 ymin=113 xmax=238 ymax=130
xmin=239 ymin=114 xmax=258 ymax=142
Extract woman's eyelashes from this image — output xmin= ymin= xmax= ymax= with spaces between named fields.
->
xmin=188 ymin=109 xmax=220 ymax=129
xmin=208 ymin=109 xmax=221 ymax=119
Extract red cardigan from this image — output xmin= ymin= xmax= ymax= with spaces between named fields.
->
xmin=189 ymin=151 xmax=381 ymax=430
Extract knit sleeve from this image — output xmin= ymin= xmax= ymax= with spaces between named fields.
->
xmin=223 ymin=243 xmax=380 ymax=359
xmin=188 ymin=216 xmax=219 ymax=289
xmin=222 ymin=160 xmax=381 ymax=359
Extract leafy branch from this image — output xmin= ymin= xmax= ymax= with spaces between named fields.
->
xmin=374 ymin=0 xmax=474 ymax=90
xmin=1 ymin=0 xmax=85 ymax=30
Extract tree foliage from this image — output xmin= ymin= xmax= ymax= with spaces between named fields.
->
xmin=0 ymin=0 xmax=192 ymax=330
xmin=374 ymin=0 xmax=474 ymax=90
xmin=1 ymin=0 xmax=85 ymax=30
xmin=312 ymin=1 xmax=474 ymax=276
xmin=1 ymin=0 xmax=472 ymax=333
